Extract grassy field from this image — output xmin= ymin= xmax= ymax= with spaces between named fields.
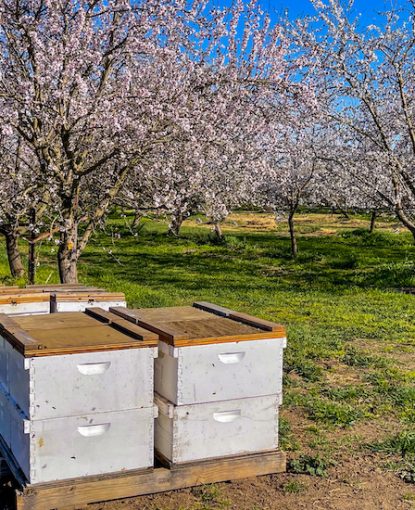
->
xmin=1 ymin=211 xmax=415 ymax=509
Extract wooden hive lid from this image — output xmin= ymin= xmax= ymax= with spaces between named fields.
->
xmin=51 ymin=291 xmax=125 ymax=303
xmin=26 ymin=284 xmax=106 ymax=293
xmin=109 ymin=303 xmax=286 ymax=347
xmin=0 ymin=292 xmax=50 ymax=304
xmin=0 ymin=309 xmax=158 ymax=357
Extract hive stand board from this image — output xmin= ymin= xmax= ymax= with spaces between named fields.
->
xmin=12 ymin=450 xmax=286 ymax=510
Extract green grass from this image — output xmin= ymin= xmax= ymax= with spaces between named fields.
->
xmin=1 ymin=211 xmax=414 ymax=484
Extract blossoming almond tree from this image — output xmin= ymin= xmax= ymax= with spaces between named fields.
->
xmin=0 ymin=0 xmax=296 ymax=282
xmin=0 ymin=1 xmax=204 ymax=281
xmin=0 ymin=131 xmax=51 ymax=278
xmin=118 ymin=1 xmax=294 ymax=239
xmin=293 ymin=0 xmax=415 ymax=239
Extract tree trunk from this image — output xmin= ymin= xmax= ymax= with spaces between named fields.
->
xmin=131 ymin=211 xmax=142 ymax=230
xmin=4 ymin=230 xmax=25 ymax=279
xmin=337 ymin=206 xmax=350 ymax=219
xmin=288 ymin=212 xmax=298 ymax=258
xmin=213 ymin=222 xmax=224 ymax=240
xmin=168 ymin=211 xmax=184 ymax=236
xmin=28 ymin=209 xmax=36 ymax=285
xmin=57 ymin=221 xmax=79 ymax=284
xmin=369 ymin=209 xmax=377 ymax=233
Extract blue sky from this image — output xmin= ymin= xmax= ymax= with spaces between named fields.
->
xmin=211 ymin=0 xmax=408 ymax=25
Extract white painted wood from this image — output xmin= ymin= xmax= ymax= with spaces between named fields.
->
xmin=3 ymin=390 xmax=157 ymax=484
xmin=0 ymin=387 xmax=11 ymax=447
xmin=54 ymin=299 xmax=126 ymax=313
xmin=0 ymin=337 xmax=7 ymax=389
xmin=4 ymin=343 xmax=157 ymax=420
xmin=155 ymin=394 xmax=281 ymax=464
xmin=155 ymin=338 xmax=286 ymax=405
xmin=0 ymin=302 xmax=50 ymax=316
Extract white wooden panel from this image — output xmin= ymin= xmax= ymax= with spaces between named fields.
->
xmin=0 ymin=336 xmax=7 ymax=389
xmin=0 ymin=388 xmax=11 ymax=448
xmin=55 ymin=300 xmax=126 ymax=313
xmin=6 ymin=342 xmax=30 ymax=416
xmin=7 ymin=346 xmax=156 ymax=420
xmin=9 ymin=404 xmax=157 ymax=484
xmin=155 ymin=338 xmax=286 ymax=405
xmin=155 ymin=394 xmax=280 ymax=464
xmin=0 ymin=303 xmax=50 ymax=316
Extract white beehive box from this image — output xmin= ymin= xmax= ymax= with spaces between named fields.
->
xmin=111 ymin=303 xmax=287 ymax=405
xmin=0 ymin=293 xmax=50 ymax=317
xmin=0 ymin=308 xmax=159 ymax=483
xmin=0 ymin=309 xmax=158 ymax=419
xmin=51 ymin=292 xmax=126 ymax=313
xmin=155 ymin=337 xmax=285 ymax=405
xmin=110 ymin=302 xmax=286 ymax=466
xmin=155 ymin=393 xmax=280 ymax=464
xmin=0 ymin=388 xmax=157 ymax=484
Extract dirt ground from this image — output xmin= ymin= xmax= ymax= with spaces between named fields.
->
xmin=91 ymin=425 xmax=415 ymax=510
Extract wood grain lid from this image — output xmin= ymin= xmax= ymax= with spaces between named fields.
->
xmin=51 ymin=292 xmax=125 ymax=303
xmin=0 ymin=309 xmax=158 ymax=357
xmin=109 ymin=304 xmax=286 ymax=347
xmin=0 ymin=293 xmax=50 ymax=304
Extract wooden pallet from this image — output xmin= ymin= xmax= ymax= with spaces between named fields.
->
xmin=6 ymin=450 xmax=286 ymax=510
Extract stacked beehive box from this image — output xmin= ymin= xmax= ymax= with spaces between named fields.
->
xmin=0 ymin=288 xmax=50 ymax=316
xmin=0 ymin=308 xmax=158 ymax=483
xmin=111 ymin=302 xmax=287 ymax=466
xmin=0 ymin=285 xmax=126 ymax=316
xmin=50 ymin=290 xmax=126 ymax=312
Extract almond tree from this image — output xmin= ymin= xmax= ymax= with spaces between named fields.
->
xmin=0 ymin=1 xmax=206 ymax=282
xmin=293 ymin=0 xmax=415 ymax=239
xmin=0 ymin=0 xmax=296 ymax=282
xmin=0 ymin=131 xmax=49 ymax=278
xmin=119 ymin=1 xmax=294 ymax=240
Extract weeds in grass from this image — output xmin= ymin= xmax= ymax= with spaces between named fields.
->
xmin=366 ymin=370 xmax=415 ymax=419
xmin=341 ymin=346 xmax=389 ymax=369
xmin=307 ymin=398 xmax=363 ymax=426
xmin=279 ymin=418 xmax=300 ymax=451
xmin=282 ymin=481 xmax=305 ymax=494
xmin=368 ymin=431 xmax=415 ymax=458
xmin=191 ymin=485 xmax=231 ymax=509
xmin=287 ymin=455 xmax=333 ymax=477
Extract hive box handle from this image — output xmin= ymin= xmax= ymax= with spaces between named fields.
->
xmin=77 ymin=362 xmax=111 ymax=375
xmin=213 ymin=410 xmax=241 ymax=423
xmin=77 ymin=423 xmax=111 ymax=437
xmin=218 ymin=352 xmax=245 ymax=364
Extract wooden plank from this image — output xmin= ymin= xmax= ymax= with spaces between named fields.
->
xmin=85 ymin=308 xmax=160 ymax=341
xmin=110 ymin=318 xmax=159 ymax=342
xmin=110 ymin=307 xmax=190 ymax=342
xmin=16 ymin=313 xmax=97 ymax=331
xmin=228 ymin=312 xmax=286 ymax=334
xmin=137 ymin=306 xmax=212 ymax=322
xmin=0 ymin=314 xmax=40 ymax=354
xmin=27 ymin=285 xmax=105 ymax=292
xmin=2 ymin=313 xmax=157 ymax=356
xmin=193 ymin=301 xmax=233 ymax=317
xmin=110 ymin=306 xmax=286 ymax=346
xmin=15 ymin=450 xmax=286 ymax=510
xmin=52 ymin=292 xmax=125 ymax=303
xmin=20 ymin=325 xmax=157 ymax=356
xmin=84 ymin=307 xmax=117 ymax=323
xmin=0 ymin=293 xmax=50 ymax=304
